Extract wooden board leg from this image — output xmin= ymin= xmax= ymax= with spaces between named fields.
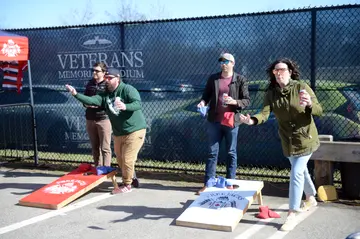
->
xmin=314 ymin=160 xmax=334 ymax=189
xmin=111 ymin=174 xmax=118 ymax=189
xmin=257 ymin=191 xmax=263 ymax=205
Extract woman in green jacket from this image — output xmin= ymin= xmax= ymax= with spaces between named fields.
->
xmin=239 ymin=58 xmax=323 ymax=231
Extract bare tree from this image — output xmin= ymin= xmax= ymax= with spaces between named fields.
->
xmin=105 ymin=0 xmax=169 ymax=22
xmin=105 ymin=0 xmax=146 ymax=22
xmin=148 ymin=0 xmax=171 ymax=20
xmin=60 ymin=0 xmax=96 ymax=26
xmin=60 ymin=0 xmax=169 ymax=26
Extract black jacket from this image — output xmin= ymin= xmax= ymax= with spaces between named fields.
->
xmin=201 ymin=72 xmax=250 ymax=126
xmin=83 ymin=79 xmax=108 ymax=120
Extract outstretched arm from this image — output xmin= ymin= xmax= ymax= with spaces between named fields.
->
xmin=239 ymin=92 xmax=271 ymax=125
xmin=239 ymin=113 xmax=256 ymax=125
xmin=65 ymin=84 xmax=103 ymax=106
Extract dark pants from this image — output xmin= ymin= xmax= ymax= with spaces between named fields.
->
xmin=86 ymin=119 xmax=112 ymax=167
xmin=204 ymin=121 xmax=239 ymax=184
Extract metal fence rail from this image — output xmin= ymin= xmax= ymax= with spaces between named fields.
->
xmin=0 ymin=103 xmax=36 ymax=161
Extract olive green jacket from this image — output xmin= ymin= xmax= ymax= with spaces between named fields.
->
xmin=252 ymin=80 xmax=323 ymax=157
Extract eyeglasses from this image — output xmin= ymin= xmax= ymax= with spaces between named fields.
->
xmin=220 ymin=60 xmax=230 ymax=65
xmin=272 ymin=68 xmax=289 ymax=74
xmin=105 ymin=76 xmax=117 ymax=80
xmin=93 ymin=69 xmax=103 ymax=73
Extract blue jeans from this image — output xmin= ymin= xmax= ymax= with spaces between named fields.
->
xmin=288 ymin=154 xmax=317 ymax=210
xmin=204 ymin=121 xmax=239 ymax=184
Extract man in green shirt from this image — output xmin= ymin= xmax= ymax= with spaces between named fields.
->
xmin=65 ymin=68 xmax=147 ymax=194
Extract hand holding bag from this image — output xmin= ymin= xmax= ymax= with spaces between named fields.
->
xmin=197 ymin=106 xmax=209 ymax=118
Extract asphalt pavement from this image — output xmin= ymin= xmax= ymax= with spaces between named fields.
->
xmin=0 ymin=164 xmax=359 ymax=239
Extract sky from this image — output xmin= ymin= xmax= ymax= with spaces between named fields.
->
xmin=1 ymin=0 xmax=359 ymax=29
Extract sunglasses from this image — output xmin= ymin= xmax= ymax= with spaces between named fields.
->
xmin=220 ymin=60 xmax=231 ymax=65
xmin=105 ymin=75 xmax=117 ymax=80
xmin=272 ymin=68 xmax=289 ymax=74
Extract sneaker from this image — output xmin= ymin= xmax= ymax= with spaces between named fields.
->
xmin=112 ymin=185 xmax=132 ymax=194
xmin=131 ymin=177 xmax=140 ymax=188
xmin=300 ymin=196 xmax=318 ymax=212
xmin=280 ymin=214 xmax=298 ymax=231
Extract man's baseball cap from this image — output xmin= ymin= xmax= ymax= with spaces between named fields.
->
xmin=105 ymin=68 xmax=121 ymax=76
xmin=218 ymin=53 xmax=235 ymax=63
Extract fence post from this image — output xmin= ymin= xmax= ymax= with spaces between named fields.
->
xmin=310 ymin=9 xmax=317 ymax=91
xmin=28 ymin=60 xmax=39 ymax=166
xmin=120 ymin=23 xmax=125 ymax=50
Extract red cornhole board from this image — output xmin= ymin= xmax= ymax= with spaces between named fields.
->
xmin=18 ymin=169 xmax=117 ymax=210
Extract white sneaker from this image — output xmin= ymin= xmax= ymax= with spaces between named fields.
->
xmin=280 ymin=214 xmax=298 ymax=231
xmin=300 ymin=196 xmax=318 ymax=212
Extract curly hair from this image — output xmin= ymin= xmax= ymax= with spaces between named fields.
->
xmin=266 ymin=58 xmax=300 ymax=87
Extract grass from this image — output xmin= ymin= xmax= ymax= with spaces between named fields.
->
xmin=0 ymin=148 xmax=342 ymax=187
xmin=0 ymin=148 xmax=290 ymax=179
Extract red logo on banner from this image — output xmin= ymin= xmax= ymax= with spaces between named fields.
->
xmin=1 ymin=39 xmax=21 ymax=57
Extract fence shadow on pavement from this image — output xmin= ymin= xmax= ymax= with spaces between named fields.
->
xmin=97 ymin=181 xmax=201 ymax=194
xmin=97 ymin=200 xmax=193 ymax=224
xmin=0 ymin=183 xmax=46 ymax=195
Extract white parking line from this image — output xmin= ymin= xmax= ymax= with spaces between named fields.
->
xmin=0 ymin=193 xmax=114 ymax=235
xmin=267 ymin=207 xmax=319 ymax=239
xmin=234 ymin=204 xmax=288 ymax=239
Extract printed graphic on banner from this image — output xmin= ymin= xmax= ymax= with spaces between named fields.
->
xmin=1 ymin=39 xmax=21 ymax=57
xmin=79 ymin=33 xmax=117 ymax=50
xmin=64 ymin=115 xmax=88 ymax=142
xmin=57 ymin=32 xmax=145 ymax=86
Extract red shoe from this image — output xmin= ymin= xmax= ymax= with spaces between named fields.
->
xmin=112 ymin=185 xmax=132 ymax=194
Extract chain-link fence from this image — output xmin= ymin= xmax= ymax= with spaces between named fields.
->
xmin=1 ymin=5 xmax=359 ymax=182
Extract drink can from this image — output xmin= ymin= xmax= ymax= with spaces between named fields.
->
xmin=222 ymin=93 xmax=228 ymax=107
xmin=113 ymin=97 xmax=121 ymax=112
xmin=299 ymin=89 xmax=306 ymax=107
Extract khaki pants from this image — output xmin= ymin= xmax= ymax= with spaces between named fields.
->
xmin=113 ymin=129 xmax=146 ymax=185
xmin=86 ymin=119 xmax=112 ymax=167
